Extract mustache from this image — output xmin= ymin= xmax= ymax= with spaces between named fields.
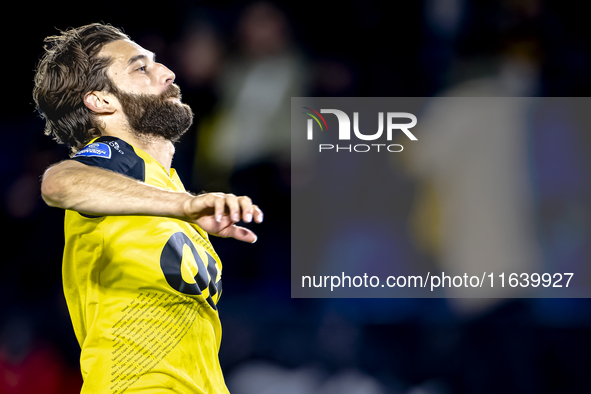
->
xmin=160 ymin=84 xmax=182 ymax=101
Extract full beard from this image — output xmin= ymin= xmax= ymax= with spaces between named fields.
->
xmin=112 ymin=84 xmax=194 ymax=143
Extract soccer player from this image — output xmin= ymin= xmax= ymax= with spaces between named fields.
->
xmin=33 ymin=23 xmax=263 ymax=393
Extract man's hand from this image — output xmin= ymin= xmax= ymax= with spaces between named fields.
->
xmin=182 ymin=193 xmax=264 ymax=243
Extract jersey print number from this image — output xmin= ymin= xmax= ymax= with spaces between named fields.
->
xmin=160 ymin=232 xmax=221 ymax=310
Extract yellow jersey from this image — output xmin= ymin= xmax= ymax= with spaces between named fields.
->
xmin=63 ymin=136 xmax=229 ymax=394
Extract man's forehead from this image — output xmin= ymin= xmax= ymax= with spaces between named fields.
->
xmin=99 ymin=39 xmax=154 ymax=66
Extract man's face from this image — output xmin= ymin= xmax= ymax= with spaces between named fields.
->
xmin=98 ymin=39 xmax=193 ymax=141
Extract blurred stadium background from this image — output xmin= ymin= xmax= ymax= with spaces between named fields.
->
xmin=2 ymin=0 xmax=591 ymax=392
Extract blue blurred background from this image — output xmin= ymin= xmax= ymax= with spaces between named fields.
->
xmin=2 ymin=0 xmax=591 ymax=392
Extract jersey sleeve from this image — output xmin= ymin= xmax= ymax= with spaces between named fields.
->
xmin=72 ymin=136 xmax=145 ymax=182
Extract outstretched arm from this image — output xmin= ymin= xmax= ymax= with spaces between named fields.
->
xmin=41 ymin=160 xmax=263 ymax=243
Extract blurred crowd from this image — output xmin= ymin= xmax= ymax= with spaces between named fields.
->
xmin=2 ymin=0 xmax=591 ymax=393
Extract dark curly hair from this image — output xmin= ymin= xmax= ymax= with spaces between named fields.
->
xmin=33 ymin=23 xmax=128 ymax=154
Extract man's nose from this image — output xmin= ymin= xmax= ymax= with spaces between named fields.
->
xmin=159 ymin=63 xmax=176 ymax=86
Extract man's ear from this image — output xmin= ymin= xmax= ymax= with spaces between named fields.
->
xmin=83 ymin=91 xmax=116 ymax=114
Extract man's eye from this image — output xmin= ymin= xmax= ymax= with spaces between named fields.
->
xmin=136 ymin=65 xmax=147 ymax=72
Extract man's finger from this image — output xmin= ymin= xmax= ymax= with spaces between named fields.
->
xmin=218 ymin=224 xmax=258 ymax=243
xmin=238 ymin=196 xmax=253 ymax=222
xmin=224 ymin=194 xmax=240 ymax=223
xmin=253 ymin=205 xmax=264 ymax=223
xmin=213 ymin=194 xmax=225 ymax=223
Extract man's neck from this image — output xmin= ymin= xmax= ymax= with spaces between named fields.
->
xmin=101 ymin=129 xmax=175 ymax=173
xmin=131 ymin=135 xmax=175 ymax=174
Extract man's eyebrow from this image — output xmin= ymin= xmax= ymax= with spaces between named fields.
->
xmin=127 ymin=52 xmax=156 ymax=66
